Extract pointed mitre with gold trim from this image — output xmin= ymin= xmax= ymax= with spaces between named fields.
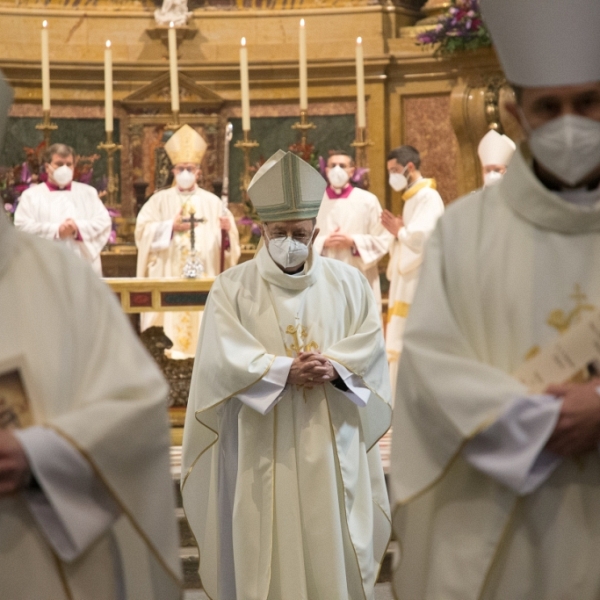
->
xmin=247 ymin=150 xmax=326 ymax=222
xmin=164 ymin=124 xmax=208 ymax=166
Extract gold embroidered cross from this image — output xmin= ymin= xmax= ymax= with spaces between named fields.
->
xmin=285 ymin=325 xmax=319 ymax=357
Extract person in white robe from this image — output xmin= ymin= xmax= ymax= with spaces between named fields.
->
xmin=0 ymin=89 xmax=181 ymax=598
xmin=135 ymin=124 xmax=241 ymax=359
xmin=14 ymin=143 xmax=111 ymax=276
xmin=478 ymin=129 xmax=517 ymax=187
xmin=391 ymin=2 xmax=600 ymax=598
xmin=381 ymin=145 xmax=444 ymax=393
xmin=182 ymin=150 xmax=392 ymax=600
xmin=314 ymin=151 xmax=392 ymax=313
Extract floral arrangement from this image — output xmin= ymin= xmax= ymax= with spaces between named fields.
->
xmin=416 ymin=0 xmax=491 ymax=56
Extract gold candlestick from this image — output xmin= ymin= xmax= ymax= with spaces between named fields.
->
xmin=351 ymin=127 xmax=373 ymax=169
xmin=165 ymin=110 xmax=181 ymax=131
xmin=97 ymin=130 xmax=123 ymax=207
xmin=35 ymin=110 xmax=58 ymax=147
xmin=291 ymin=109 xmax=316 ymax=147
xmin=234 ymin=130 xmax=259 ymax=192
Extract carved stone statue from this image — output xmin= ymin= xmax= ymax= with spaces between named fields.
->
xmin=154 ymin=0 xmax=191 ymax=27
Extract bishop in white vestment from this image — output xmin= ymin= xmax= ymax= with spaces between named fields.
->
xmin=314 ymin=152 xmax=391 ymax=312
xmin=182 ymin=151 xmax=392 ymax=600
xmin=14 ymin=143 xmax=111 ymax=276
xmin=383 ymin=146 xmax=444 ymax=392
xmin=0 ymin=210 xmax=181 ymax=598
xmin=391 ymin=2 xmax=600 ymax=597
xmin=135 ymin=124 xmax=240 ymax=358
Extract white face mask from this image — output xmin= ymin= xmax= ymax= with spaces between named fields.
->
xmin=265 ymin=230 xmax=313 ymax=270
xmin=389 ymin=167 xmax=408 ymax=192
xmin=327 ymin=165 xmax=350 ymax=189
xmin=483 ymin=170 xmax=503 ymax=187
xmin=175 ymin=169 xmax=197 ymax=190
xmin=522 ymin=112 xmax=600 ymax=187
xmin=52 ymin=165 xmax=73 ymax=188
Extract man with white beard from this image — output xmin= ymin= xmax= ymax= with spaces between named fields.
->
xmin=391 ymin=1 xmax=600 ymax=598
xmin=14 ymin=143 xmax=111 ymax=275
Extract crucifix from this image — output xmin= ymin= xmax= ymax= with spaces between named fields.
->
xmin=181 ymin=207 xmax=206 ymax=279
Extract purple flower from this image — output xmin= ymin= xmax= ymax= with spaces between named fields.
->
xmin=238 ymin=215 xmax=255 ymax=226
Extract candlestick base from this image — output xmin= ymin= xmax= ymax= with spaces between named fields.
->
xmin=291 ymin=109 xmax=316 ymax=147
xmin=98 ymin=131 xmax=123 ymax=208
xmin=165 ymin=110 xmax=181 ymax=131
xmin=35 ymin=110 xmax=58 ymax=147
xmin=234 ymin=130 xmax=259 ymax=192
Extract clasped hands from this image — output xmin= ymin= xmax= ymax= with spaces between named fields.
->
xmin=287 ymin=352 xmax=338 ymax=388
xmin=323 ymin=227 xmax=354 ymax=250
xmin=381 ymin=210 xmax=403 ymax=237
xmin=545 ymin=378 xmax=600 ymax=457
xmin=58 ymin=218 xmax=79 ymax=240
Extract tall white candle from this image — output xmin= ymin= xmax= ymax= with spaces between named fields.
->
xmin=240 ymin=38 xmax=250 ymax=132
xmin=41 ymin=21 xmax=50 ymax=112
xmin=104 ymin=41 xmax=113 ymax=133
xmin=168 ymin=22 xmax=180 ymax=113
xmin=299 ymin=19 xmax=308 ymax=111
xmin=356 ymin=37 xmax=366 ymax=128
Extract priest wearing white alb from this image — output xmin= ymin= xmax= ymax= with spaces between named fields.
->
xmin=314 ymin=151 xmax=392 ymax=312
xmin=182 ymin=150 xmax=392 ymax=600
xmin=478 ymin=129 xmax=517 ymax=187
xmin=14 ymin=143 xmax=111 ymax=276
xmin=382 ymin=145 xmax=444 ymax=393
xmin=0 ymin=78 xmax=181 ymax=598
xmin=135 ymin=124 xmax=240 ymax=358
xmin=391 ymin=1 xmax=600 ymax=598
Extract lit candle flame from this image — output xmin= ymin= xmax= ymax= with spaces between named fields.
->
xmin=241 ymin=37 xmax=246 ymax=46
xmin=357 ymin=36 xmax=362 ymax=44
xmin=300 ymin=18 xmax=305 ymax=27
xmin=106 ymin=40 xmax=111 ymax=49
xmin=169 ymin=21 xmax=175 ymax=28
xmin=42 ymin=20 xmax=48 ymax=28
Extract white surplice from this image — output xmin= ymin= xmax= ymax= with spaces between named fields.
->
xmin=314 ymin=186 xmax=392 ymax=312
xmin=390 ymin=147 xmax=600 ymax=600
xmin=385 ymin=178 xmax=444 ymax=393
xmin=0 ymin=214 xmax=181 ymax=599
xmin=135 ymin=185 xmax=241 ymax=358
xmin=182 ymin=246 xmax=392 ymax=600
xmin=14 ymin=181 xmax=112 ymax=275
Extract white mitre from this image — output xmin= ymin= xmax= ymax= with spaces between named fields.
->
xmin=481 ymin=0 xmax=600 ymax=87
xmin=478 ymin=130 xmax=516 ymax=167
xmin=164 ymin=124 xmax=208 ymax=166
xmin=247 ymin=150 xmax=326 ymax=222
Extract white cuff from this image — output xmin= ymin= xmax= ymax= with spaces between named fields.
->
xmin=236 ymin=356 xmax=293 ymax=415
xmin=15 ymin=426 xmax=120 ymax=562
xmin=329 ymin=360 xmax=371 ymax=407
xmin=150 ymin=220 xmax=174 ymax=251
xmin=463 ymin=394 xmax=562 ymax=495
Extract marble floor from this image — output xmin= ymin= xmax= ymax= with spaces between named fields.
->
xmin=184 ymin=583 xmax=395 ymax=600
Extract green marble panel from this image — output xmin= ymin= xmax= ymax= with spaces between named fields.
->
xmin=228 ymin=114 xmax=356 ymax=204
xmin=0 ymin=117 xmax=121 ymax=197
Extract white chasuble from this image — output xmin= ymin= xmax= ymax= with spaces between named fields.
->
xmin=314 ymin=186 xmax=392 ymax=312
xmin=385 ymin=179 xmax=444 ymax=393
xmin=182 ymin=247 xmax=392 ymax=600
xmin=135 ymin=185 xmax=241 ymax=358
xmin=14 ymin=182 xmax=111 ymax=275
xmin=0 ymin=216 xmax=181 ymax=599
xmin=390 ymin=148 xmax=600 ymax=600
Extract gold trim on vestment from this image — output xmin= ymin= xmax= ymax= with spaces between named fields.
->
xmin=401 ymin=178 xmax=436 ymax=202
xmin=50 ymin=547 xmax=74 ymax=600
xmin=181 ymin=354 xmax=277 ymax=490
xmin=476 ymin=498 xmax=521 ymax=600
xmin=387 ymin=301 xmax=410 ymax=322
xmin=46 ymin=424 xmax=183 ymax=589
